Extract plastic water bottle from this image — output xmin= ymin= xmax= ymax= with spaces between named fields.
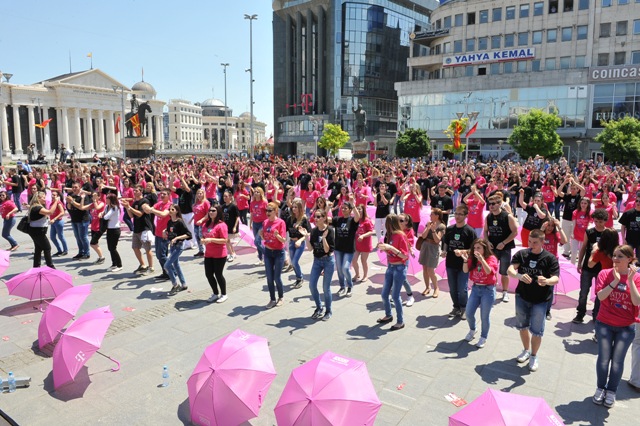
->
xmin=8 ymin=372 xmax=16 ymax=393
xmin=0 ymin=375 xmax=4 ymax=393
xmin=161 ymin=366 xmax=169 ymax=387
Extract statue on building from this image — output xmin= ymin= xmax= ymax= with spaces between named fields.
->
xmin=130 ymin=94 xmax=139 ymax=114
xmin=352 ymin=104 xmax=367 ymax=141
xmin=125 ymin=100 xmax=152 ymax=138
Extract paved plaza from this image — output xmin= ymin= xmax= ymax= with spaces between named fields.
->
xmin=0 ymin=224 xmax=638 ymax=425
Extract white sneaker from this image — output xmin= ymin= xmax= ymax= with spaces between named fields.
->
xmin=207 ymin=294 xmax=219 ymax=304
xmin=502 ymin=291 xmax=510 ymax=302
xmin=528 ymin=355 xmax=539 ymax=372
xmin=404 ymin=296 xmax=415 ymax=307
xmin=111 ymin=266 xmax=123 ymax=272
xmin=464 ymin=330 xmax=477 ymax=342
xmin=254 ymin=260 xmax=264 ymax=266
xmin=516 ymin=349 xmax=531 ymax=363
xmin=476 ymin=337 xmax=487 ymax=348
xmin=216 ymin=294 xmax=228 ymax=303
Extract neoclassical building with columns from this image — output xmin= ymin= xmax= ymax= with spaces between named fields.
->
xmin=0 ymin=68 xmax=165 ymax=160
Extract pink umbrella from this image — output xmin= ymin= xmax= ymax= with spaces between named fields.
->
xmin=435 ymin=258 xmax=447 ymax=278
xmin=237 ymin=223 xmax=256 ymax=247
xmin=274 ymin=351 xmax=381 ymax=426
xmin=449 ymin=388 xmax=564 ymax=426
xmin=38 ymin=284 xmax=92 ymax=349
xmin=556 ymin=257 xmax=581 ymax=294
xmin=5 ymin=266 xmax=73 ymax=302
xmin=377 ymin=250 xmax=422 ymax=276
xmin=19 ymin=189 xmax=52 ymax=207
xmin=0 ymin=249 xmax=10 ymax=276
xmin=53 ymin=305 xmax=119 ymax=390
xmin=188 ymin=329 xmax=276 ymax=426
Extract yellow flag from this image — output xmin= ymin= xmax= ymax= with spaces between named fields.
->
xmin=87 ymin=52 xmax=92 ymax=58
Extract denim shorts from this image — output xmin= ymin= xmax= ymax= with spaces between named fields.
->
xmin=515 ymin=294 xmax=547 ymax=337
xmin=493 ymin=248 xmax=512 ymax=276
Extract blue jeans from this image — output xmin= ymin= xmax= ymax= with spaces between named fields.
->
xmin=466 ymin=285 xmax=496 ymax=339
xmin=515 ymin=294 xmax=547 ymax=336
xmin=446 ymin=267 xmax=470 ymax=310
xmin=155 ymin=236 xmax=169 ymax=270
xmin=382 ymin=264 xmax=407 ymax=324
xmin=334 ymin=250 xmax=355 ymax=289
xmin=12 ymin=191 xmax=22 ymax=212
xmin=264 ymin=247 xmax=285 ymax=301
xmin=193 ymin=225 xmax=204 ymax=253
xmin=164 ymin=241 xmax=186 ymax=285
xmin=71 ymin=220 xmax=90 ymax=256
xmin=393 ymin=194 xmax=404 ymax=214
xmin=309 ymin=255 xmax=335 ymax=312
xmin=49 ymin=219 xmax=68 ymax=253
xmin=2 ymin=217 xmax=18 ymax=248
xmin=595 ymin=320 xmax=636 ymax=392
xmin=288 ymin=239 xmax=306 ymax=280
xmin=252 ymin=222 xmax=264 ymax=261
xmin=122 ymin=212 xmax=133 ymax=231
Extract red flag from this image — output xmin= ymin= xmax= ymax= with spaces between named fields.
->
xmin=115 ymin=116 xmax=121 ymax=134
xmin=34 ymin=118 xmax=53 ymax=129
xmin=465 ymin=122 xmax=478 ymax=138
xmin=128 ymin=114 xmax=140 ymax=136
xmin=453 ymin=135 xmax=461 ymax=150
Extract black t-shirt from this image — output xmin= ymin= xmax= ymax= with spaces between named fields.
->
xmin=28 ymin=205 xmax=44 ymax=222
xmin=511 ymin=248 xmax=560 ymax=304
xmin=375 ymin=192 xmax=391 ymax=218
xmin=620 ymin=209 xmax=640 ymax=246
xmin=67 ymin=194 xmax=91 ymax=223
xmin=11 ymin=174 xmax=24 ymax=192
xmin=430 ymin=195 xmax=454 ymax=224
xmin=132 ymin=198 xmax=153 ymax=233
xmin=286 ymin=216 xmax=311 ymax=239
xmin=523 ymin=205 xmax=547 ymax=230
xmin=222 ymin=202 xmax=239 ymax=233
xmin=485 ymin=211 xmax=515 ymax=250
xmin=165 ymin=219 xmax=192 ymax=240
xmin=310 ymin=226 xmax=335 ymax=258
xmin=582 ymin=228 xmax=604 ymax=272
xmin=562 ymin=193 xmax=581 ymax=221
xmin=458 ymin=184 xmax=472 ymax=203
xmin=443 ymin=224 xmax=477 ymax=270
xmin=333 ymin=216 xmax=358 ymax=253
xmin=175 ymin=188 xmax=193 ymax=214
xmin=328 ymin=181 xmax=343 ymax=202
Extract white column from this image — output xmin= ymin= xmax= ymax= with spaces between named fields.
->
xmin=85 ymin=109 xmax=94 ymax=153
xmin=97 ymin=110 xmax=105 ymax=153
xmin=73 ymin=108 xmax=82 ymax=153
xmin=13 ymin=105 xmax=23 ymax=154
xmin=157 ymin=116 xmax=164 ymax=147
xmin=148 ymin=114 xmax=154 ymax=143
xmin=0 ymin=103 xmax=9 ymax=156
xmin=27 ymin=105 xmax=36 ymax=148
xmin=106 ymin=112 xmax=115 ymax=153
xmin=43 ymin=107 xmax=51 ymax=154
xmin=61 ymin=108 xmax=70 ymax=152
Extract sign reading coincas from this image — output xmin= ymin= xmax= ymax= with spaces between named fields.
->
xmin=443 ymin=48 xmax=535 ymax=67
xmin=588 ymin=65 xmax=640 ymax=83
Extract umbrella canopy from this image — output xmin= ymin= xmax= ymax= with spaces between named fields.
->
xmin=188 ymin=329 xmax=276 ymax=426
xmin=377 ymin=250 xmax=422 ymax=276
xmin=0 ymin=249 xmax=10 ymax=276
xmin=449 ymin=388 xmax=564 ymax=426
xmin=53 ymin=305 xmax=114 ymax=389
xmin=238 ymin=223 xmax=256 ymax=246
xmin=5 ymin=267 xmax=73 ymax=301
xmin=274 ymin=351 xmax=381 ymax=426
xmin=38 ymin=284 xmax=92 ymax=349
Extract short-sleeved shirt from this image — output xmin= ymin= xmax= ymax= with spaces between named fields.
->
xmin=619 ymin=209 xmax=640 ymax=246
xmin=510 ymin=248 xmax=560 ymax=304
xmin=468 ymin=255 xmax=498 ymax=285
xmin=262 ymin=218 xmax=286 ymax=250
xmin=595 ymin=269 xmax=640 ymax=327
xmin=202 ymin=221 xmax=228 ymax=259
xmin=443 ymin=224 xmax=477 ymax=270
xmin=310 ymin=226 xmax=335 ymax=258
xmin=132 ymin=198 xmax=153 ymax=233
xmin=333 ymin=216 xmax=359 ymax=253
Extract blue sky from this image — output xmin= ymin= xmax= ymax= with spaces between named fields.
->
xmin=0 ymin=0 xmax=274 ymax=136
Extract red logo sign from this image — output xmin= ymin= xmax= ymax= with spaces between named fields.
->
xmin=286 ymin=93 xmax=313 ymax=114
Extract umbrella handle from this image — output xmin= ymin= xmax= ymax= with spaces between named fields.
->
xmin=96 ymin=350 xmax=121 ymax=372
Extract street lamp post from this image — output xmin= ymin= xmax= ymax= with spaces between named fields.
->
xmin=244 ymin=13 xmax=257 ymax=159
xmin=112 ymin=85 xmax=127 ymax=159
xmin=0 ymin=71 xmax=13 ymax=162
xmin=309 ymin=116 xmax=320 ymax=158
xmin=221 ymin=63 xmax=230 ymax=157
xmin=576 ymin=139 xmax=582 ymax=162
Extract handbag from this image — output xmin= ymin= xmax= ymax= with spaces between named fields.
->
xmin=415 ymin=236 xmax=425 ymax=250
xmin=17 ymin=213 xmax=30 ymax=234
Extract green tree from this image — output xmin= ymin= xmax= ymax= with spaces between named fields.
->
xmin=507 ymin=109 xmax=563 ymax=159
xmin=318 ymin=123 xmax=350 ymax=156
xmin=396 ymin=128 xmax=431 ymax=158
xmin=597 ymin=116 xmax=640 ymax=164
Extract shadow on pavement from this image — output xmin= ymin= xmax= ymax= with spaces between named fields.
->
xmin=174 ymin=299 xmax=209 ymax=312
xmin=0 ymin=300 xmax=42 ymax=317
xmin=43 ymin=367 xmax=92 ymax=401
xmin=415 ymin=314 xmax=459 ymax=330
xmin=474 ymin=359 xmax=527 ymax=392
xmin=227 ymin=304 xmax=264 ymax=321
xmin=346 ymin=324 xmax=388 ymax=340
xmin=554 ymin=397 xmax=610 ymax=425
xmin=267 ymin=316 xmax=313 ymax=335
xmin=177 ymin=398 xmax=191 ymax=425
xmin=30 ymin=339 xmax=53 ymax=358
xmin=561 ymin=337 xmax=598 ymax=356
xmin=428 ymin=339 xmax=475 ymax=360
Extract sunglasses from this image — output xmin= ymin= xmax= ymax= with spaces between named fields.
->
xmin=209 ymin=209 xmax=216 ymax=212
xmin=315 ymin=215 xmax=324 ymax=219
xmin=266 ymin=209 xmax=274 ymax=213
xmin=399 ymin=219 xmax=406 ymax=222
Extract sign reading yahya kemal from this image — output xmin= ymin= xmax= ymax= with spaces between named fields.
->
xmin=443 ymin=48 xmax=535 ymax=67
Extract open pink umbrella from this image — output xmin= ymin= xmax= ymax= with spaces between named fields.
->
xmin=5 ymin=266 xmax=73 ymax=302
xmin=38 ymin=284 xmax=92 ymax=349
xmin=377 ymin=250 xmax=422 ymax=276
xmin=237 ymin=223 xmax=256 ymax=247
xmin=274 ymin=351 xmax=381 ymax=426
xmin=53 ymin=305 xmax=119 ymax=390
xmin=0 ymin=249 xmax=10 ymax=276
xmin=449 ymin=388 xmax=564 ymax=426
xmin=188 ymin=329 xmax=276 ymax=426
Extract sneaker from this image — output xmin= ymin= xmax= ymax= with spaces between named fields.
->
xmin=311 ymin=308 xmax=324 ymax=320
xmin=528 ymin=355 xmax=539 ymax=372
xmin=572 ymin=315 xmax=584 ymax=324
xmin=404 ymin=295 xmax=415 ymax=307
xmin=111 ymin=266 xmax=123 ymax=272
xmin=61 ymin=251 xmax=68 ymax=256
xmin=337 ymin=288 xmax=346 ymax=297
xmin=476 ymin=337 xmax=487 ymax=348
xmin=194 ymin=251 xmax=205 ymax=257
xmin=227 ymin=255 xmax=234 ymax=262
xmin=52 ymin=251 xmax=63 ymax=257
xmin=546 ymin=312 xmax=552 ymax=321
xmin=72 ymin=254 xmax=82 ymax=260
xmin=207 ymin=294 xmax=219 ymax=304
xmin=464 ymin=330 xmax=477 ymax=342
xmin=266 ymin=300 xmax=277 ymax=309
xmin=604 ymin=391 xmax=616 ymax=408
xmin=107 ymin=266 xmax=116 ymax=271
xmin=448 ymin=308 xmax=459 ymax=318
xmin=593 ymin=388 xmax=606 ymax=405
xmin=134 ymin=265 xmax=147 ymax=274
xmin=459 ymin=310 xmax=467 ymax=320
xmin=148 ymin=267 xmax=155 ymax=274
xmin=179 ymin=285 xmax=188 ymax=292
xmin=292 ymin=279 xmax=303 ymax=289
xmin=155 ymin=273 xmax=170 ymax=281
xmin=168 ymin=284 xmax=180 ymax=295
xmin=286 ymin=264 xmax=294 ymax=272
xmin=322 ymin=311 xmax=332 ymax=321
xmin=516 ymin=349 xmax=531 ymax=363
xmin=346 ymin=288 xmax=352 ymax=298
xmin=502 ymin=291 xmax=510 ymax=302
xmin=94 ymin=257 xmax=105 ymax=265
xmin=9 ymin=245 xmax=19 ymax=252
xmin=275 ymin=298 xmax=284 ymax=307
xmin=80 ymin=254 xmax=90 ymax=260
xmin=216 ymin=294 xmax=228 ymax=303
xmin=254 ymin=260 xmax=264 ymax=266
xmin=562 ymin=253 xmax=571 ymax=259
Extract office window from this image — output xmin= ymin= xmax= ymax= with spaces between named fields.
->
xmin=617 ymin=21 xmax=628 ymax=36
xmin=465 ymin=66 xmax=474 ymax=77
xmin=533 ymin=31 xmax=543 ymax=44
xmin=575 ymin=55 xmax=586 ymax=67
xmin=479 ymin=10 xmax=489 ymax=23
xmin=490 ymin=63 xmax=501 ymax=74
xmin=454 ymin=40 xmax=463 ymax=53
xmin=467 ymin=12 xmax=476 ymax=25
xmin=492 ymin=8 xmax=502 ymax=21
xmin=600 ymin=23 xmax=611 ymax=38
xmin=491 ymin=35 xmax=501 ymax=49
xmin=505 ymin=34 xmax=515 ymax=47
xmin=434 ymin=44 xmax=442 ymax=54
xmin=444 ymin=16 xmax=452 ymax=28
xmin=520 ymin=4 xmax=530 ymax=18
xmin=443 ymin=42 xmax=451 ymax=54
xmin=579 ymin=0 xmax=589 ymax=9
xmin=562 ymin=27 xmax=573 ymax=41
xmin=534 ymin=2 xmax=544 ymax=15
xmin=547 ymin=29 xmax=557 ymax=42
xmin=614 ymin=52 xmax=626 ymax=65
xmin=466 ymin=38 xmax=475 ymax=52
xmin=633 ymin=51 xmax=640 ymax=64
xmin=560 ymin=56 xmax=571 ymax=69
xmin=602 ymin=0 xmax=612 ymax=6
xmin=455 ymin=14 xmax=463 ymax=26
xmin=577 ymin=25 xmax=588 ymax=40
xmin=598 ymin=53 xmax=609 ymax=66
xmin=504 ymin=62 xmax=514 ymax=73
xmin=517 ymin=61 xmax=527 ymax=72
xmin=619 ymin=0 xmax=629 ymax=4
xmin=518 ymin=32 xmax=529 ymax=46
xmin=506 ymin=6 xmax=516 ymax=20
xmin=532 ymin=59 xmax=541 ymax=71
xmin=545 ymin=58 xmax=556 ymax=70
xmin=478 ymin=37 xmax=488 ymax=50
xmin=634 ymin=19 xmax=640 ymax=35
xmin=478 ymin=67 xmax=487 ymax=76
xmin=564 ymin=0 xmax=574 ymax=11
xmin=549 ymin=0 xmax=559 ymax=13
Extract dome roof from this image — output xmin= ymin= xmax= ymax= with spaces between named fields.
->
xmin=131 ymin=81 xmax=156 ymax=95
xmin=201 ymin=98 xmax=225 ymax=108
xmin=240 ymin=111 xmax=255 ymax=119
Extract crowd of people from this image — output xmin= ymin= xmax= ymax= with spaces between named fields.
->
xmin=0 ymin=153 xmax=639 ymax=409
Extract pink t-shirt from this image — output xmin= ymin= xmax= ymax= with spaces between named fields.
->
xmin=541 ymin=185 xmax=556 ymax=203
xmin=404 ymin=194 xmax=422 ymax=224
xmin=572 ymin=210 xmax=591 ymax=242
xmin=203 ymin=222 xmax=228 ymax=259
xmin=468 ymin=255 xmax=498 ymax=285
xmin=153 ymin=200 xmax=173 ymax=237
xmin=193 ymin=200 xmax=211 ymax=225
xmin=387 ymin=232 xmax=409 ymax=264
xmin=234 ymin=188 xmax=250 ymax=211
xmin=542 ymin=231 xmax=561 ymax=256
xmin=355 ymin=218 xmax=374 ymax=253
xmin=250 ymin=200 xmax=268 ymax=223
xmin=595 ymin=268 xmax=640 ymax=327
xmin=262 ymin=218 xmax=286 ymax=250
xmin=466 ymin=197 xmax=486 ymax=229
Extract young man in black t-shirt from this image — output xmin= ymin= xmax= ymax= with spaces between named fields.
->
xmin=430 ymin=185 xmax=454 ymax=225
xmin=557 ymin=177 xmax=585 ymax=258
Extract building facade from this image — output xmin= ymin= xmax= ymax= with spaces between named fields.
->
xmin=272 ymin=0 xmax=438 ymax=157
xmin=396 ymin=0 xmax=640 ymax=162
xmin=0 ymin=69 xmax=165 ymax=160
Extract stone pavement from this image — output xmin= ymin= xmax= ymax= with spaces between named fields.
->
xmin=0 ymin=224 xmax=638 ymax=425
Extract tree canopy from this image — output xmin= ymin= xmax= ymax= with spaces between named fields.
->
xmin=597 ymin=116 xmax=640 ymax=164
xmin=318 ymin=123 xmax=350 ymax=156
xmin=396 ymin=128 xmax=431 ymax=158
xmin=507 ymin=109 xmax=563 ymax=159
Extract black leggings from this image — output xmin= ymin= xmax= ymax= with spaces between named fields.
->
xmin=106 ymin=228 xmax=122 ymax=267
xmin=30 ymin=227 xmax=53 ymax=268
xmin=239 ymin=209 xmax=248 ymax=226
xmin=204 ymin=257 xmax=227 ymax=295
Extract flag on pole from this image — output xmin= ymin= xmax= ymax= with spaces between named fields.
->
xmin=34 ymin=118 xmax=53 ymax=129
xmin=115 ymin=116 xmax=121 ymax=134
xmin=465 ymin=122 xmax=478 ymax=138
xmin=86 ymin=53 xmax=92 ymax=58
xmin=128 ymin=114 xmax=140 ymax=136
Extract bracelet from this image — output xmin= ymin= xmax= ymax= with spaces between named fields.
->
xmin=609 ymin=283 xmax=616 ymax=290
